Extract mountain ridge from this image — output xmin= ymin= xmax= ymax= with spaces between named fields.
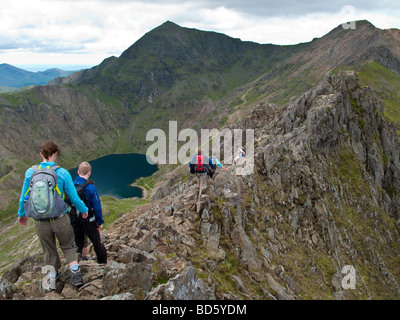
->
xmin=2 ymin=70 xmax=400 ymax=300
xmin=1 ymin=20 xmax=400 ymax=300
xmin=0 ymin=63 xmax=77 ymax=88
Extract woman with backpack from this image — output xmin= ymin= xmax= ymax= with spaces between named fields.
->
xmin=17 ymin=141 xmax=89 ymax=289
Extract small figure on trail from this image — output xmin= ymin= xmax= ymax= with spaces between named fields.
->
xmin=189 ymin=149 xmax=214 ymax=213
xmin=189 ymin=148 xmax=214 ymax=186
xmin=233 ymin=147 xmax=246 ymax=165
xmin=66 ymin=161 xmax=107 ymax=265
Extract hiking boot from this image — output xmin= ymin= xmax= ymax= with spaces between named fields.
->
xmin=70 ymin=268 xmax=84 ymax=287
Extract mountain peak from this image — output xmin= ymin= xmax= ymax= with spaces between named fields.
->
xmin=355 ymin=19 xmax=376 ymax=28
xmin=159 ymin=20 xmax=180 ymax=28
xmin=145 ymin=20 xmax=184 ymax=37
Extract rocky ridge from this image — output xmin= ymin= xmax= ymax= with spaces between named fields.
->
xmin=1 ymin=71 xmax=400 ymax=300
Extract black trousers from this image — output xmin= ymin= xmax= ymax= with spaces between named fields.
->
xmin=71 ymin=217 xmax=107 ymax=264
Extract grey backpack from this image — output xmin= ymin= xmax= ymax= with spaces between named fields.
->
xmin=24 ymin=164 xmax=67 ymax=220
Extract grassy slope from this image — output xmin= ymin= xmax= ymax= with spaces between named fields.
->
xmin=358 ymin=61 xmax=400 ymax=139
xmin=0 ymin=196 xmax=148 ymax=276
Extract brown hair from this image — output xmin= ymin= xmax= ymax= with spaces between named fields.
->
xmin=78 ymin=162 xmax=92 ymax=176
xmin=40 ymin=141 xmax=61 ymax=160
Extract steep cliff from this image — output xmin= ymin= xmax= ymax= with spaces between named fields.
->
xmin=2 ymin=71 xmax=399 ymax=300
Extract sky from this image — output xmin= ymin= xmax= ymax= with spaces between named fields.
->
xmin=1 ymin=0 xmax=400 ymax=70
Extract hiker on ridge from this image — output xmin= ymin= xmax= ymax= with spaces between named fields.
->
xmin=189 ymin=148 xmax=214 ymax=185
xmin=17 ymin=141 xmax=88 ymax=289
xmin=233 ymin=147 xmax=246 ymax=165
xmin=67 ymin=161 xmax=107 ymax=265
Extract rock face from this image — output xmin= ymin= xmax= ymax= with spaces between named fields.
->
xmin=2 ymin=71 xmax=400 ymax=300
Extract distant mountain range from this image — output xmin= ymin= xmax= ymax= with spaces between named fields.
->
xmin=0 ymin=63 xmax=77 ymax=88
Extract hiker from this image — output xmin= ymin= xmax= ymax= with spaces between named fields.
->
xmin=67 ymin=161 xmax=107 ymax=265
xmin=189 ymin=148 xmax=214 ymax=185
xmin=233 ymin=147 xmax=246 ymax=165
xmin=17 ymin=141 xmax=88 ymax=289
xmin=208 ymin=155 xmax=226 ymax=178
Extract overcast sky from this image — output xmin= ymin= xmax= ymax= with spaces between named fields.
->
xmin=1 ymin=0 xmax=400 ymax=70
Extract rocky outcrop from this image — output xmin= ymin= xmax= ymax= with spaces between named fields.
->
xmin=2 ymin=71 xmax=400 ymax=300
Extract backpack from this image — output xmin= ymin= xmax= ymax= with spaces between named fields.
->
xmin=24 ymin=165 xmax=67 ymax=220
xmin=65 ymin=180 xmax=94 ymax=224
xmin=195 ymin=155 xmax=209 ymax=173
xmin=190 ymin=155 xmax=211 ymax=174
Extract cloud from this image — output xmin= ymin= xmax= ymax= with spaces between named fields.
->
xmin=180 ymin=3 xmax=400 ymax=45
xmin=197 ymin=0 xmax=400 ymax=18
xmin=0 ymin=0 xmax=400 ymax=66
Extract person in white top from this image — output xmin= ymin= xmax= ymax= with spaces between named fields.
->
xmin=233 ymin=147 xmax=246 ymax=165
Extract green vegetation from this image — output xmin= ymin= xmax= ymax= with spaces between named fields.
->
xmin=349 ymin=95 xmax=366 ymax=129
xmin=358 ymin=61 xmax=400 ymax=139
xmin=0 ymin=217 xmax=40 ymax=276
xmin=134 ymin=175 xmax=157 ymax=193
xmin=326 ymin=147 xmax=400 ymax=299
xmin=0 ymin=86 xmax=16 ymax=93
xmin=0 ymin=195 xmax=149 ymax=276
xmin=100 ymin=196 xmax=149 ymax=228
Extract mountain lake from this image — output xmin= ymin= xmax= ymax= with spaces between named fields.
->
xmin=68 ymin=153 xmax=158 ymax=199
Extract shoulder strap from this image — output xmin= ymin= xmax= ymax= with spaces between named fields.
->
xmin=34 ymin=164 xmax=60 ymax=172
xmin=80 ymin=179 xmax=94 ymax=189
xmin=31 ymin=164 xmax=40 ymax=173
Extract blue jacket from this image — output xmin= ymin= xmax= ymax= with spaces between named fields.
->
xmin=74 ymin=176 xmax=104 ymax=225
xmin=18 ymin=161 xmax=88 ymax=217
xmin=210 ymin=156 xmax=224 ymax=168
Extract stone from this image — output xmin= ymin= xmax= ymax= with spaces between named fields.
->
xmin=146 ymin=266 xmax=215 ymax=300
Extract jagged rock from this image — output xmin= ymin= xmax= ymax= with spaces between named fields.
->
xmin=231 ymin=275 xmax=251 ymax=295
xmin=0 ymin=280 xmax=13 ymax=300
xmin=200 ymin=213 xmax=226 ymax=261
xmin=135 ymin=230 xmax=155 ymax=252
xmin=61 ymin=283 xmax=78 ymax=299
xmin=117 ymin=247 xmax=155 ymax=265
xmin=265 ymin=273 xmax=295 ymax=300
xmin=78 ymin=279 xmax=104 ymax=299
xmin=103 ymin=260 xmax=153 ymax=298
xmin=146 ymin=266 xmax=215 ymax=300
xmin=101 ymin=293 xmax=135 ymax=300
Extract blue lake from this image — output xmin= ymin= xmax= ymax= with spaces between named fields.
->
xmin=68 ymin=153 xmax=158 ymax=199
